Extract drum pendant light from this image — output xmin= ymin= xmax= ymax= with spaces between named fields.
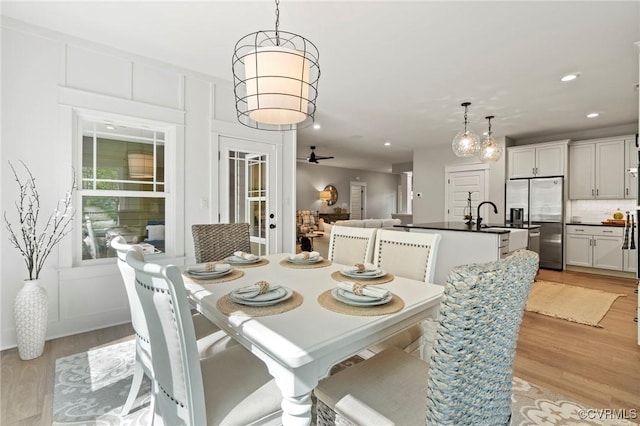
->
xmin=452 ymin=102 xmax=480 ymax=157
xmin=478 ymin=115 xmax=503 ymax=163
xmin=232 ymin=0 xmax=320 ymax=131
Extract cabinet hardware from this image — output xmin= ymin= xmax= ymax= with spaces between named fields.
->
xmin=626 ymin=188 xmax=629 ymax=196
xmin=592 ymin=189 xmax=595 ymax=196
xmin=603 ymin=230 xmax=613 ymax=233
xmin=596 ymin=189 xmax=599 ymax=196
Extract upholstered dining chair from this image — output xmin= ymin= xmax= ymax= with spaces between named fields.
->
xmin=111 ymin=237 xmax=238 ymax=415
xmin=315 ymin=250 xmax=539 ymax=426
xmin=365 ymin=229 xmax=441 ymax=358
xmin=191 ymin=223 xmax=251 ymax=263
xmin=327 ymin=225 xmax=377 ymax=265
xmin=124 ymin=247 xmax=283 ymax=425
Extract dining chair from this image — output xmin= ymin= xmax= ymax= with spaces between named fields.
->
xmin=315 ymin=250 xmax=539 ymax=426
xmin=327 ymin=225 xmax=377 ymax=265
xmin=365 ymin=229 xmax=441 ymax=358
xmin=124 ymin=248 xmax=282 ymax=425
xmin=111 ymin=237 xmax=238 ymax=416
xmin=191 ymin=223 xmax=251 ymax=263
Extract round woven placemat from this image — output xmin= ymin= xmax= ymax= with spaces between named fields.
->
xmin=228 ymin=258 xmax=270 ymax=268
xmin=182 ymin=269 xmax=245 ymax=284
xmin=317 ymin=290 xmax=404 ymax=316
xmin=279 ymin=258 xmax=333 ymax=269
xmin=216 ymin=291 xmax=303 ymax=317
xmin=330 ymin=270 xmax=395 ymax=285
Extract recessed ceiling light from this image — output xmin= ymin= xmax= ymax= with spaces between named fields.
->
xmin=105 ymin=123 xmax=116 ymax=130
xmin=561 ymin=73 xmax=579 ymax=82
xmin=586 ymin=112 xmax=599 ymax=118
xmin=313 ymin=123 xmax=321 ymax=130
xmin=384 ymin=141 xmax=391 ymax=146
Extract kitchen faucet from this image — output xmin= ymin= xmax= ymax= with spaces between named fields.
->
xmin=476 ymin=201 xmax=498 ymax=230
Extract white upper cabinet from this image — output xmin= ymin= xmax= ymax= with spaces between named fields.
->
xmin=507 ymin=141 xmax=568 ymax=179
xmin=624 ymin=137 xmax=637 ymax=199
xmin=569 ymin=137 xmax=627 ymax=200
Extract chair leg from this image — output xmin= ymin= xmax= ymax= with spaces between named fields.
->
xmin=121 ymin=361 xmax=144 ymax=415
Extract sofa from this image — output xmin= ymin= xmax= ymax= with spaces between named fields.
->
xmin=312 ymin=218 xmax=402 ymax=259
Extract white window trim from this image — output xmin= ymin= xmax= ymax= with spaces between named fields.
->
xmin=63 ymin=107 xmax=181 ymax=268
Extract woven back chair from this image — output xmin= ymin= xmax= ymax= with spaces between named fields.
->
xmin=125 ymin=249 xmax=282 ymax=425
xmin=111 ymin=237 xmax=236 ymax=416
xmin=192 ymin=223 xmax=251 ymax=263
xmin=327 ymin=225 xmax=377 ymax=265
xmin=315 ymin=250 xmax=539 ymax=426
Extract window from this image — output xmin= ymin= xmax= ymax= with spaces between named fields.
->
xmin=79 ymin=118 xmax=167 ymax=261
xmin=228 ymin=151 xmax=267 ymax=255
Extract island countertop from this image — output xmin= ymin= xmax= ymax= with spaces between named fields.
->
xmin=395 ymin=222 xmax=539 ymax=234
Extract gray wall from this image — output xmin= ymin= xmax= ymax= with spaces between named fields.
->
xmin=296 ymin=162 xmax=401 ymax=219
xmin=412 ymin=137 xmax=507 ymax=223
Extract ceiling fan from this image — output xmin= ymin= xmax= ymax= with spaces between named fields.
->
xmin=298 ymin=146 xmax=335 ymax=164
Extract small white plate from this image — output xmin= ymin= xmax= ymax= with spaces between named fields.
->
xmin=331 ymin=288 xmax=392 ymax=306
xmin=287 ymin=256 xmax=323 ymax=264
xmin=229 ymin=287 xmax=293 ymax=306
xmin=225 ymin=255 xmax=261 ymax=264
xmin=339 ymin=268 xmax=386 ymax=279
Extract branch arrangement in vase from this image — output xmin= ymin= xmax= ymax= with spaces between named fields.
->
xmin=4 ymin=161 xmax=76 ymax=280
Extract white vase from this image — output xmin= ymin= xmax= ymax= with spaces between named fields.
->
xmin=14 ymin=279 xmax=48 ymax=360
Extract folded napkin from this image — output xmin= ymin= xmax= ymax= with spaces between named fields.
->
xmin=189 ymin=263 xmax=231 ymax=273
xmin=234 ymin=281 xmax=281 ymax=299
xmin=338 ymin=282 xmax=389 ymax=299
xmin=137 ymin=243 xmax=156 ymax=254
xmin=288 ymin=251 xmax=320 ymax=261
xmin=353 ymin=262 xmax=377 ymax=273
xmin=233 ymin=251 xmax=259 ymax=261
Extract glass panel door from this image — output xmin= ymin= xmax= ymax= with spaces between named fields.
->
xmin=219 ymin=136 xmax=279 ymax=255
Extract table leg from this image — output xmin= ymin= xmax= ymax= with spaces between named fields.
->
xmin=270 ymin=366 xmax=317 ymax=426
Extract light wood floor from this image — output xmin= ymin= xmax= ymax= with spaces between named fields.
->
xmin=1 ymin=270 xmax=639 ymax=425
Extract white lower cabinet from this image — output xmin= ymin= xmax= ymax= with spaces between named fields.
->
xmin=566 ymin=225 xmax=623 ymax=271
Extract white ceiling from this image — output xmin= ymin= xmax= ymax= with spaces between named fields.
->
xmin=3 ymin=1 xmax=639 ymax=172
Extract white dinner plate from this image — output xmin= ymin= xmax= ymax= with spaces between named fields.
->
xmin=229 ymin=287 xmax=293 ymax=306
xmin=287 ymin=256 xmax=323 ymax=264
xmin=184 ymin=268 xmax=232 ymax=279
xmin=331 ymin=288 xmax=392 ymax=306
xmin=339 ymin=268 xmax=386 ymax=279
xmin=225 ymin=255 xmax=261 ymax=264
xmin=337 ymin=288 xmax=387 ymax=303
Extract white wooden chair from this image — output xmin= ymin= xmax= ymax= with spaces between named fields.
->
xmin=327 ymin=225 xmax=377 ymax=265
xmin=366 ymin=229 xmax=441 ymax=359
xmin=111 ymin=237 xmax=238 ymax=416
xmin=124 ymin=247 xmax=282 ymax=425
xmin=315 ymin=250 xmax=539 ymax=425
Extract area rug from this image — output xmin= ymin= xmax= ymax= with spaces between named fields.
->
xmin=53 ymin=340 xmax=637 ymax=426
xmin=525 ymin=280 xmax=625 ymax=327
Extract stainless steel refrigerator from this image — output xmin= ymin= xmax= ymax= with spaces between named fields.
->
xmin=506 ymin=176 xmax=564 ymax=270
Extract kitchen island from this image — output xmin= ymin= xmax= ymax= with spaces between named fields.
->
xmin=396 ymin=222 xmax=532 ymax=285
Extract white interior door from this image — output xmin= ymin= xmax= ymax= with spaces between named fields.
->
xmin=219 ymin=136 xmax=280 ymax=255
xmin=445 ymin=167 xmax=488 ymax=223
xmin=350 ymin=182 xmax=366 ymax=220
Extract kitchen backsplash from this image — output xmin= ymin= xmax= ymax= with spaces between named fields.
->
xmin=567 ymin=199 xmax=636 ymax=223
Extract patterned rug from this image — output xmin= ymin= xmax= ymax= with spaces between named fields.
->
xmin=53 ymin=340 xmax=637 ymax=426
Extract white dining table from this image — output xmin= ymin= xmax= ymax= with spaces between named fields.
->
xmin=183 ymin=254 xmax=444 ymax=426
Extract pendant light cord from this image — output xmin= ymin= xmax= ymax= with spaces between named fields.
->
xmin=463 ymin=104 xmax=469 ymax=133
xmin=275 ymin=0 xmax=281 ymax=46
xmin=487 ymin=116 xmax=492 ymax=136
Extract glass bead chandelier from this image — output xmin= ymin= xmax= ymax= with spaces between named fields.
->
xmin=232 ymin=0 xmax=320 ymax=131
xmin=478 ymin=115 xmax=503 ymax=163
xmin=452 ymin=102 xmax=480 ymax=157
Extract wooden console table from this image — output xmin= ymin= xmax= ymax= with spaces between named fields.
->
xmin=319 ymin=213 xmax=350 ymax=223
